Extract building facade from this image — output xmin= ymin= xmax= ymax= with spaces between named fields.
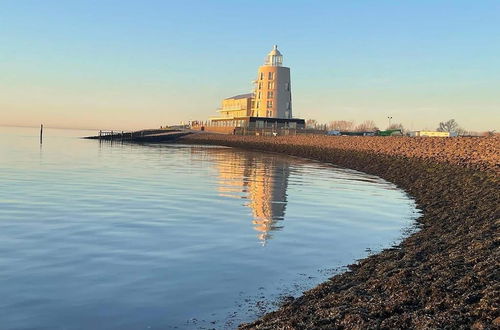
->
xmin=205 ymin=45 xmax=299 ymax=132
xmin=409 ymin=131 xmax=453 ymax=137
xmin=252 ymin=45 xmax=292 ymax=119
xmin=209 ymin=93 xmax=254 ymax=129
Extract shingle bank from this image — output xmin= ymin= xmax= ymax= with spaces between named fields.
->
xmin=179 ymin=134 xmax=499 ymax=329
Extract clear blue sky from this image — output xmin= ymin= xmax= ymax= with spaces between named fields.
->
xmin=1 ymin=0 xmax=499 ymax=131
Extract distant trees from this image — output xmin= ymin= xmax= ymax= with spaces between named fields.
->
xmin=387 ymin=123 xmax=405 ymax=132
xmin=308 ymin=118 xmax=389 ymax=132
xmin=328 ymin=120 xmax=354 ymax=131
xmin=437 ymin=119 xmax=459 ymax=132
xmin=299 ymin=117 xmax=487 ymax=136
xmin=437 ymin=119 xmax=467 ymax=135
xmin=306 ymin=119 xmax=318 ymax=129
xmin=304 ymin=120 xmax=327 ymax=130
xmin=354 ymin=120 xmax=378 ymax=132
xmin=485 ymin=130 xmax=496 ymax=137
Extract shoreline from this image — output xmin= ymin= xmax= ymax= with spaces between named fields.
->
xmin=178 ymin=134 xmax=499 ymax=329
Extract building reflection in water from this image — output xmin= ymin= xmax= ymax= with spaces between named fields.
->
xmin=191 ymin=147 xmax=290 ymax=244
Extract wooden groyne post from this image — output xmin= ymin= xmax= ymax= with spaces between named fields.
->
xmin=40 ymin=124 xmax=43 ymax=144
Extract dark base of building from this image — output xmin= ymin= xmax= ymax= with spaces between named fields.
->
xmin=209 ymin=116 xmax=305 ymax=129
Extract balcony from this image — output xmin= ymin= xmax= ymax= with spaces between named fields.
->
xmin=217 ymin=106 xmax=247 ymax=112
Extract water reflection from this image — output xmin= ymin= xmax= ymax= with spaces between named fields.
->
xmin=191 ymin=147 xmax=290 ymax=243
xmin=0 ymin=128 xmax=421 ymax=329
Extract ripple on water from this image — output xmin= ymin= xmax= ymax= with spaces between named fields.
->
xmin=0 ymin=127 xmax=420 ymax=329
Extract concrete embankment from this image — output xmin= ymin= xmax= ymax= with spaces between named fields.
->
xmin=179 ymin=134 xmax=499 ymax=329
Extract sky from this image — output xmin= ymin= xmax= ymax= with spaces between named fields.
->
xmin=1 ymin=0 xmax=499 ymax=131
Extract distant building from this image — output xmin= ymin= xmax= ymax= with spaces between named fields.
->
xmin=409 ymin=131 xmax=453 ymax=137
xmin=252 ymin=45 xmax=292 ymax=119
xmin=205 ymin=45 xmax=303 ymax=133
xmin=210 ymin=93 xmax=254 ymax=129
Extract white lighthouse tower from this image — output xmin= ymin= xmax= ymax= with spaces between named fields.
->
xmin=252 ymin=45 xmax=292 ymax=119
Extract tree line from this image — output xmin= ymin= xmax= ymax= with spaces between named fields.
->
xmin=305 ymin=118 xmax=494 ymax=136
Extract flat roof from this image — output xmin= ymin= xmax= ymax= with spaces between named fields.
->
xmin=224 ymin=93 xmax=253 ymax=100
xmin=210 ymin=116 xmax=250 ymax=121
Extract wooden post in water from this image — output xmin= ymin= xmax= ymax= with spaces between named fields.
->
xmin=40 ymin=124 xmax=43 ymax=144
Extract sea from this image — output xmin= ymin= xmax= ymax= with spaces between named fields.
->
xmin=0 ymin=126 xmax=420 ymax=329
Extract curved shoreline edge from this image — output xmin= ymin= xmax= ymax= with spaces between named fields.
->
xmin=178 ymin=134 xmax=499 ymax=329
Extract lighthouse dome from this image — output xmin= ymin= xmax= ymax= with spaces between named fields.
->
xmin=268 ymin=45 xmax=282 ymax=56
xmin=265 ymin=45 xmax=283 ymax=66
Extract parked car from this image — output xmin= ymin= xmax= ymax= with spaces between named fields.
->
xmin=326 ymin=130 xmax=341 ymax=136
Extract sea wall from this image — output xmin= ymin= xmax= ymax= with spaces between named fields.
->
xmin=179 ymin=134 xmax=499 ymax=329
xmin=191 ymin=125 xmax=236 ymax=134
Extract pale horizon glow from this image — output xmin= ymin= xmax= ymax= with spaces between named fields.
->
xmin=1 ymin=0 xmax=499 ymax=131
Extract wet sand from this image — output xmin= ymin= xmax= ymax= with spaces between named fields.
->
xmin=179 ymin=134 xmax=499 ymax=329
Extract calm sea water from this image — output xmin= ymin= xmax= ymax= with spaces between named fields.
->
xmin=0 ymin=127 xmax=419 ymax=329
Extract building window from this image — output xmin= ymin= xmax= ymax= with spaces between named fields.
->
xmin=257 ymin=92 xmax=261 ymax=99
xmin=258 ymin=82 xmax=262 ymax=90
xmin=267 ymin=100 xmax=273 ymax=108
xmin=286 ymin=102 xmax=290 ymax=110
xmin=285 ymin=83 xmax=290 ymax=91
xmin=256 ymin=101 xmax=260 ymax=109
xmin=267 ymin=82 xmax=274 ymax=89
xmin=267 ymin=91 xmax=273 ymax=98
xmin=260 ymin=72 xmax=264 ymax=80
xmin=268 ymin=72 xmax=274 ymax=80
